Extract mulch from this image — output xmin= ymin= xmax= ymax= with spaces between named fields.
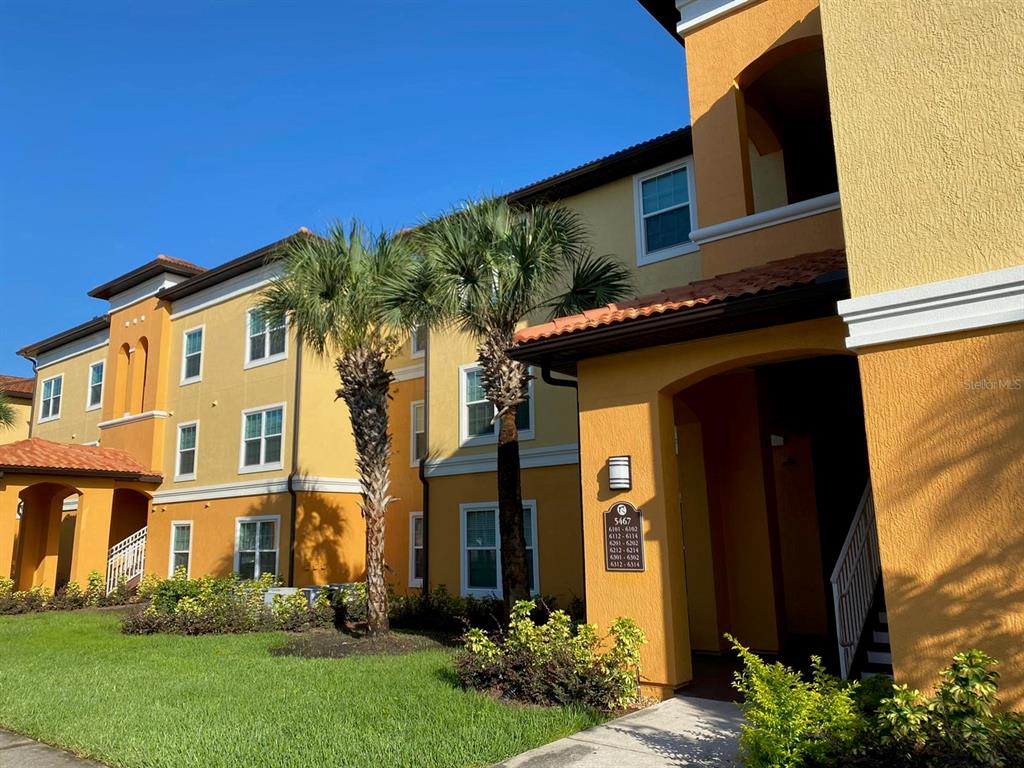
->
xmin=270 ymin=629 xmax=456 ymax=659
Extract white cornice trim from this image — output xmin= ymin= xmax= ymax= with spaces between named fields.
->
xmin=36 ymin=334 xmax=110 ymax=369
xmin=292 ymin=476 xmax=363 ymax=494
xmin=689 ymin=192 xmax=840 ymax=246
xmin=839 ymin=265 xmax=1024 ymax=349
xmin=169 ymin=262 xmax=283 ymax=320
xmin=675 ymin=0 xmax=761 ymax=37
xmin=391 ymin=362 xmax=425 ymax=382
xmin=424 ymin=443 xmax=579 ymax=478
xmin=153 ymin=477 xmax=290 ymax=505
xmin=97 ymin=410 xmax=170 ymax=429
xmin=108 ymin=274 xmax=187 ymax=314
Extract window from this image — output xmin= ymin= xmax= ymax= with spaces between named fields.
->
xmin=409 ymin=513 xmax=425 ymax=588
xmin=86 ymin=362 xmax=104 ymax=410
xmin=38 ymin=374 xmax=63 ymax=422
xmin=235 ymin=517 xmax=278 ymax=580
xmin=633 ymin=158 xmax=698 ymax=266
xmin=459 ymin=501 xmax=538 ymax=597
xmin=176 ymin=422 xmax=198 ymax=481
xmin=245 ymin=309 xmax=287 ymax=367
xmin=181 ymin=327 xmax=204 ymax=384
xmin=411 ymin=324 xmax=427 ymax=357
xmin=460 ymin=365 xmax=533 ymax=446
xmin=169 ymin=522 xmax=192 ymax=576
xmin=410 ymin=400 xmax=426 ymax=466
xmin=239 ymin=405 xmax=284 ymax=472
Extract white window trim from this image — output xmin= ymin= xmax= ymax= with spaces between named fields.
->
xmin=410 ymin=324 xmax=426 ymax=359
xmin=168 ymin=521 xmax=193 ymax=577
xmin=243 ymin=308 xmax=288 ymax=370
xmin=180 ymin=324 xmax=205 ymax=385
xmin=458 ymin=364 xmax=535 ymax=448
xmin=237 ymin=403 xmax=286 ymax=474
xmin=37 ymin=373 xmax=64 ymax=424
xmin=175 ymin=420 xmax=199 ymax=482
xmin=458 ymin=500 xmax=539 ymax=599
xmin=409 ymin=512 xmax=424 ymax=588
xmin=410 ymin=400 xmax=426 ymax=467
xmin=633 ymin=157 xmax=699 ymax=267
xmin=233 ymin=514 xmax=281 ymax=579
xmin=85 ymin=360 xmax=105 ymax=412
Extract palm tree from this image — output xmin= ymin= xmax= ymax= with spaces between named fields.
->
xmin=0 ymin=392 xmax=15 ymax=430
xmin=411 ymin=198 xmax=633 ymax=609
xmin=258 ymin=222 xmax=420 ymax=635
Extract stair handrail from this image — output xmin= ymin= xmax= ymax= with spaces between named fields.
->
xmin=830 ymin=484 xmax=881 ymax=679
xmin=106 ymin=527 xmax=148 ymax=594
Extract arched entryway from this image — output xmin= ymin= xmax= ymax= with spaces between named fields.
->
xmin=13 ymin=482 xmax=80 ymax=592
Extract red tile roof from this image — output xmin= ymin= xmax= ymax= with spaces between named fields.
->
xmin=155 ymin=253 xmax=206 ymax=272
xmin=0 ymin=375 xmax=33 ymax=398
xmin=0 ymin=438 xmax=161 ymax=480
xmin=515 ymin=249 xmax=847 ymax=344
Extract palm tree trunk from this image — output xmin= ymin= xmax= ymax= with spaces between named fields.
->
xmin=497 ymin=407 xmax=531 ymax=610
xmin=336 ymin=347 xmax=393 ymax=635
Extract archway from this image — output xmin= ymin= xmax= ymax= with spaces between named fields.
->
xmin=14 ymin=482 xmax=81 ymax=592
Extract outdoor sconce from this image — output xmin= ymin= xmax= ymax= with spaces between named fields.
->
xmin=607 ymin=455 xmax=632 ymax=491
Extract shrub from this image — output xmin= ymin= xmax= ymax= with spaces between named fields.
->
xmin=85 ymin=570 xmax=105 ymax=606
xmin=0 ymin=586 xmax=49 ymax=615
xmin=456 ymin=599 xmax=645 ymax=711
xmin=389 ymin=584 xmax=526 ymax=633
xmin=136 ymin=572 xmax=162 ymax=601
xmin=46 ymin=581 xmax=87 ymax=611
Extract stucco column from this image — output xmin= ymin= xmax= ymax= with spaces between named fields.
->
xmin=0 ymin=480 xmax=25 ymax=582
xmin=70 ymin=487 xmax=115 ymax=586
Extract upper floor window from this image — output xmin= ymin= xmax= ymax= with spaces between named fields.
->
xmin=240 ymin=404 xmax=284 ymax=472
xmin=459 ymin=365 xmax=533 ymax=447
xmin=38 ymin=374 xmax=63 ymax=423
xmin=245 ymin=309 xmax=287 ymax=368
xmin=181 ymin=327 xmax=204 ymax=384
xmin=176 ymin=422 xmax=198 ymax=481
xmin=460 ymin=502 xmax=538 ymax=598
xmin=411 ymin=324 xmax=427 ymax=357
xmin=235 ymin=516 xmax=278 ymax=580
xmin=633 ymin=159 xmax=698 ymax=266
xmin=411 ymin=400 xmax=426 ymax=466
xmin=86 ymin=362 xmax=104 ymax=411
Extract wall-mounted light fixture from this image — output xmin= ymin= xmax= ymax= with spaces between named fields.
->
xmin=608 ymin=455 xmax=632 ymax=491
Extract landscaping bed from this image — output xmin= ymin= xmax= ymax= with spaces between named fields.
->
xmin=271 ymin=628 xmax=453 ymax=659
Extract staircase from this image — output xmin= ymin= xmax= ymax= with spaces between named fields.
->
xmin=106 ymin=527 xmax=147 ymax=594
xmin=830 ymin=485 xmax=892 ymax=679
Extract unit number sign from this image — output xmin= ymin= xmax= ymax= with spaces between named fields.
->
xmin=604 ymin=502 xmax=645 ymax=572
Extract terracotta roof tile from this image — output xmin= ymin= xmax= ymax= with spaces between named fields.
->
xmin=0 ymin=438 xmax=161 ymax=480
xmin=0 ymin=375 xmax=33 ymax=397
xmin=155 ymin=254 xmax=206 ymax=272
xmin=515 ymin=249 xmax=847 ymax=344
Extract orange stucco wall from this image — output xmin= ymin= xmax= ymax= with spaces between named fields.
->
xmin=857 ymin=324 xmax=1024 ymax=709
xmin=576 ymin=317 xmax=848 ymax=696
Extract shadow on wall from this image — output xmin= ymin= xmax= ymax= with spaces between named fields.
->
xmin=869 ymin=330 xmax=1024 ymax=708
xmin=293 ymin=468 xmax=359 ymax=586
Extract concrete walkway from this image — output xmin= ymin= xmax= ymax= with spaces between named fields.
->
xmin=497 ymin=696 xmax=742 ymax=767
xmin=0 ymin=730 xmax=105 ymax=767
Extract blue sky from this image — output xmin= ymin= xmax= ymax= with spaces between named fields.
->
xmin=0 ymin=1 xmax=688 ymax=376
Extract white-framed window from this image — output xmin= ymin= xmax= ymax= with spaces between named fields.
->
xmin=239 ymin=404 xmax=285 ymax=473
xmin=633 ymin=157 xmax=698 ymax=266
xmin=459 ymin=364 xmax=534 ymax=447
xmin=175 ymin=421 xmax=198 ymax=481
xmin=86 ymin=361 xmax=104 ymax=411
xmin=234 ymin=515 xmax=279 ymax=580
xmin=411 ymin=324 xmax=427 ymax=358
xmin=245 ymin=308 xmax=287 ymax=368
xmin=38 ymin=374 xmax=63 ymax=423
xmin=459 ymin=501 xmax=538 ymax=598
xmin=168 ymin=521 xmax=193 ymax=577
xmin=410 ymin=400 xmax=426 ymax=466
xmin=409 ymin=512 xmax=425 ymax=588
xmin=181 ymin=326 xmax=204 ymax=384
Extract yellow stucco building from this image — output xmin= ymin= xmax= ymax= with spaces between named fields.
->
xmin=2 ymin=0 xmax=1020 ymax=711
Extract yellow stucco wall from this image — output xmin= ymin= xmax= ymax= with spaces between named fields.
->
xmin=576 ymin=317 xmax=848 ymax=696
xmin=820 ymin=0 xmax=1024 ymax=296
xmin=857 ymin=324 xmax=1024 ymax=708
xmin=1 ymin=398 xmax=32 ymax=443
xmin=32 ymin=348 xmax=108 ymax=446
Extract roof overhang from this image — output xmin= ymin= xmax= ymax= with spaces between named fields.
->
xmin=0 ymin=466 xmax=162 ymax=483
xmin=509 ymin=274 xmax=850 ymax=376
xmin=18 ymin=316 xmax=111 ymax=361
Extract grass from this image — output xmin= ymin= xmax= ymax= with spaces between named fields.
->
xmin=0 ymin=609 xmax=604 ymax=768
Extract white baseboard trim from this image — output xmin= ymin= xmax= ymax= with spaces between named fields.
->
xmin=292 ymin=476 xmax=362 ymax=494
xmin=425 ymin=443 xmax=579 ymax=478
xmin=153 ymin=477 xmax=290 ymax=505
xmin=839 ymin=264 xmax=1024 ymax=349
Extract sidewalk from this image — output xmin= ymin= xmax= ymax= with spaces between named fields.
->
xmin=496 ymin=696 xmax=741 ymax=767
xmin=0 ymin=730 xmax=105 ymax=767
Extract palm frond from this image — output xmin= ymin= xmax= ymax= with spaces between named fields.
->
xmin=545 ymin=250 xmax=634 ymax=319
xmin=0 ymin=392 xmax=15 ymax=430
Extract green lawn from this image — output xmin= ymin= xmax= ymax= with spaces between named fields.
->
xmin=0 ymin=610 xmax=603 ymax=767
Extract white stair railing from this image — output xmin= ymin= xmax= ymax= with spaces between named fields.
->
xmin=106 ymin=527 xmax=147 ymax=594
xmin=830 ymin=485 xmax=880 ymax=679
